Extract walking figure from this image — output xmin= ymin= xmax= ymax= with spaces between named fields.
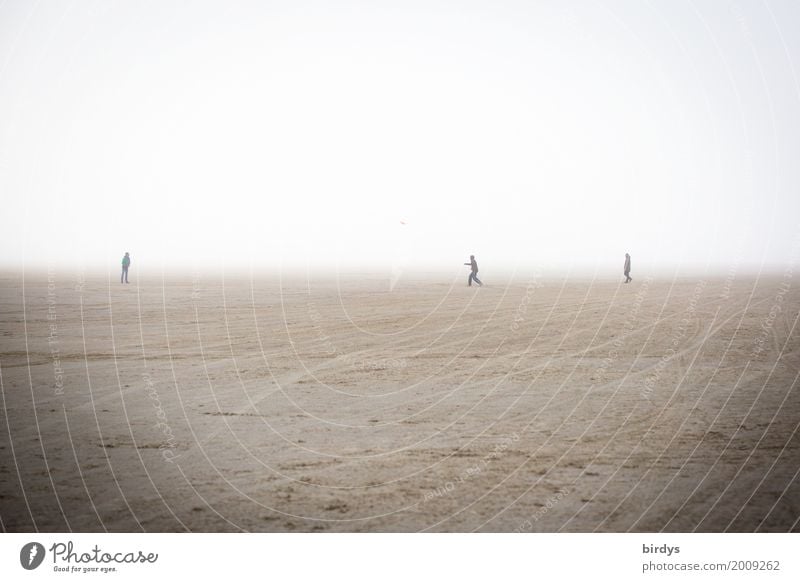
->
xmin=121 ymin=252 xmax=131 ymax=284
xmin=464 ymin=255 xmax=483 ymax=287
xmin=624 ymin=253 xmax=632 ymax=283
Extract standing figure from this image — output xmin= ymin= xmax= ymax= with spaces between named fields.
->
xmin=121 ymin=252 xmax=131 ymax=284
xmin=464 ymin=255 xmax=483 ymax=287
xmin=624 ymin=253 xmax=632 ymax=284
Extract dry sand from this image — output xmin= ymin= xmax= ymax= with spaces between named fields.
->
xmin=1 ymin=271 xmax=798 ymax=532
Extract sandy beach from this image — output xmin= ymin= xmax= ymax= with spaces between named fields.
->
xmin=0 ymin=271 xmax=798 ymax=532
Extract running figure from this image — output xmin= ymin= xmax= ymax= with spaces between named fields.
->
xmin=464 ymin=255 xmax=483 ymax=287
xmin=624 ymin=253 xmax=632 ymax=283
xmin=121 ymin=252 xmax=131 ymax=284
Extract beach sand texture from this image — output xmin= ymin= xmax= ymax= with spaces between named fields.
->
xmin=1 ymin=273 xmax=798 ymax=532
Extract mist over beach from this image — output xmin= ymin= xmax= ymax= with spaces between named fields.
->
xmin=1 ymin=1 xmax=799 ymax=276
xmin=1 ymin=1 xmax=799 ymax=535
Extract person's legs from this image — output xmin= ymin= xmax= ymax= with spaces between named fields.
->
xmin=121 ymin=268 xmax=124 ymax=284
xmin=123 ymin=267 xmax=129 ymax=283
xmin=468 ymin=273 xmax=474 ymax=286
xmin=473 ymin=275 xmax=483 ymax=286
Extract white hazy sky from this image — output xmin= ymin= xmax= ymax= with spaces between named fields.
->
xmin=1 ymin=0 xmax=799 ymax=276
